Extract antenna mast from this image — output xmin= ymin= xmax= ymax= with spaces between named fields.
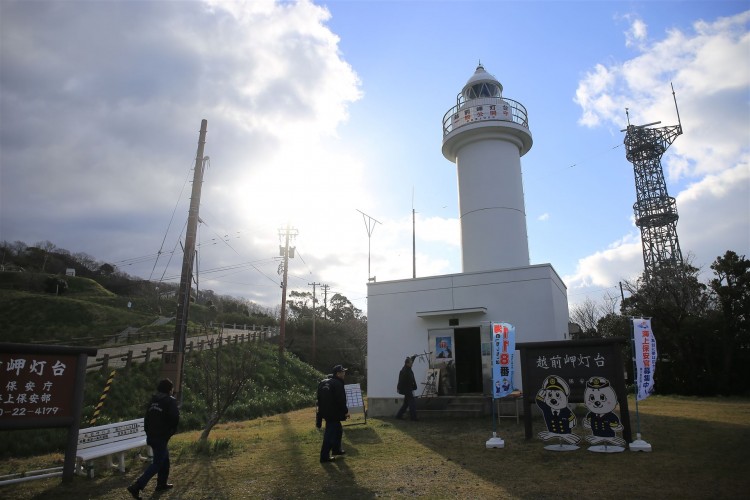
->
xmin=621 ymin=87 xmax=684 ymax=276
xmin=357 ymin=209 xmax=381 ymax=282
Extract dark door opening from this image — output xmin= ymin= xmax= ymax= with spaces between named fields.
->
xmin=454 ymin=327 xmax=482 ymax=393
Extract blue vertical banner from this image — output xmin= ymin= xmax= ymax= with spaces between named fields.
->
xmin=491 ymin=322 xmax=515 ymax=399
xmin=633 ymin=318 xmax=657 ymax=401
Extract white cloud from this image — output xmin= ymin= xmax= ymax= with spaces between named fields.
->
xmin=538 ymin=213 xmax=550 ymax=222
xmin=0 ymin=0 xmax=365 ymax=307
xmin=574 ymin=64 xmax=618 ymax=127
xmin=568 ymin=10 xmax=750 ymax=311
xmin=624 ymin=17 xmax=648 ymax=48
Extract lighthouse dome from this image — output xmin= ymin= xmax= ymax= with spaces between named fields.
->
xmin=462 ymin=63 xmax=503 ymax=100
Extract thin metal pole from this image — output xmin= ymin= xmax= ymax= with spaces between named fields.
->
xmin=412 ymin=208 xmax=416 ymax=279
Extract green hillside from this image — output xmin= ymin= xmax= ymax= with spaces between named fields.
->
xmin=0 ymin=273 xmax=164 ymax=343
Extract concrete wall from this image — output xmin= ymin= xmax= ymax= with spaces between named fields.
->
xmin=366 ymin=264 xmax=568 ymax=417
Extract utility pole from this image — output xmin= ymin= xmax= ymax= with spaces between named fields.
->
xmin=278 ymin=225 xmax=297 ymax=362
xmin=165 ymin=119 xmax=208 ymax=403
xmin=356 ymin=209 xmax=381 ymax=282
xmin=321 ymin=284 xmax=330 ymax=320
xmin=308 ymin=282 xmax=320 ymax=365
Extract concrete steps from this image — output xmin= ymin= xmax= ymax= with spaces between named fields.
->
xmin=416 ymin=395 xmax=490 ymax=418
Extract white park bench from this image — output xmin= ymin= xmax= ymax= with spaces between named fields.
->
xmin=76 ymin=418 xmax=151 ymax=478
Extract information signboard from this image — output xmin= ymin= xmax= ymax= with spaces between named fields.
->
xmin=0 ymin=343 xmax=97 ymax=481
xmin=517 ymin=338 xmax=632 ymax=444
xmin=344 ymin=383 xmax=366 ymax=425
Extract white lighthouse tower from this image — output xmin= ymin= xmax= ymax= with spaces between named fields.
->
xmin=365 ymin=64 xmax=569 ymax=418
xmin=442 ymin=64 xmax=532 ymax=272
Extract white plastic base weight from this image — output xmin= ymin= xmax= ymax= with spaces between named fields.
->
xmin=486 ymin=432 xmax=505 ymax=449
xmin=629 ymin=439 xmax=652 ymax=452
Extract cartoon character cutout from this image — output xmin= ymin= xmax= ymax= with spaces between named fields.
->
xmin=583 ymin=376 xmax=625 ymax=447
xmin=535 ymin=375 xmax=581 ymax=445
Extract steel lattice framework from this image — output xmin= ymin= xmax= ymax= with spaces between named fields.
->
xmin=623 ymin=120 xmax=683 ymax=276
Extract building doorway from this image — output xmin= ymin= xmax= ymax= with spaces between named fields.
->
xmin=454 ymin=327 xmax=483 ymax=393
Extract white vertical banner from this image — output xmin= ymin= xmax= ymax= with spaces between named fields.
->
xmin=491 ymin=322 xmax=515 ymax=399
xmin=633 ymin=318 xmax=657 ymax=401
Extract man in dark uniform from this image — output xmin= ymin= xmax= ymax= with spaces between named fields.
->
xmin=315 ymin=373 xmax=332 ymax=429
xmin=319 ymin=364 xmax=348 ymax=463
xmin=127 ymin=378 xmax=180 ymax=499
xmin=396 ymin=356 xmax=418 ymax=421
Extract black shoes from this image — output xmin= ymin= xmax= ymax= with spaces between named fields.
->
xmin=127 ymin=484 xmax=142 ymax=500
xmin=332 ymin=449 xmax=346 ymax=456
xmin=320 ymin=456 xmax=335 ymax=463
xmin=128 ymin=482 xmax=173 ymax=497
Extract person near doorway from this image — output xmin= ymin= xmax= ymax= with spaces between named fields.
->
xmin=396 ymin=356 xmax=418 ymax=421
xmin=319 ymin=364 xmax=349 ymax=463
xmin=127 ymin=378 xmax=180 ymax=499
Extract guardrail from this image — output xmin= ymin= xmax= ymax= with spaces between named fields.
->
xmin=30 ymin=326 xmax=211 ymax=347
xmin=30 ymin=323 xmax=278 ymax=348
xmin=86 ymin=326 xmax=279 ymax=373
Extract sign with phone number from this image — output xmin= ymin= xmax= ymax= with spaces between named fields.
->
xmin=0 ymin=353 xmax=77 ymax=421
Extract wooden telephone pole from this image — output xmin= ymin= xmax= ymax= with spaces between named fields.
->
xmin=163 ymin=119 xmax=208 ymax=402
xmin=278 ymin=225 xmax=297 ymax=362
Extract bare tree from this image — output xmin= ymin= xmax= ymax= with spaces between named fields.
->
xmin=73 ymin=251 xmax=99 ymax=272
xmin=187 ymin=332 xmax=261 ymax=441
xmin=570 ymin=298 xmax=602 ymax=336
xmin=34 ymin=240 xmax=56 ymax=272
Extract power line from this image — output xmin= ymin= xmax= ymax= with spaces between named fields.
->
xmin=148 ymin=159 xmax=195 ymax=282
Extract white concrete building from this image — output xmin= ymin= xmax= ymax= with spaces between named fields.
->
xmin=366 ymin=65 xmax=569 ymax=417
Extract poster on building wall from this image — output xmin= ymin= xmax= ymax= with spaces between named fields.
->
xmin=632 ymin=318 xmax=657 ymax=401
xmin=435 ymin=336 xmax=453 ymax=360
xmin=491 ymin=322 xmax=515 ymax=399
xmin=429 ymin=330 xmax=456 ymax=396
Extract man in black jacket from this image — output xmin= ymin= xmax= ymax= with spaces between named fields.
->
xmin=315 ymin=373 xmax=332 ymax=429
xmin=319 ymin=364 xmax=348 ymax=463
xmin=396 ymin=356 xmax=418 ymax=421
xmin=127 ymin=378 xmax=180 ymax=499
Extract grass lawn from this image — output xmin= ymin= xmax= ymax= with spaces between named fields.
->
xmin=2 ymin=395 xmax=749 ymax=499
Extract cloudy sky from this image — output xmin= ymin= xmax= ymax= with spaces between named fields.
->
xmin=1 ymin=0 xmax=748 ymax=316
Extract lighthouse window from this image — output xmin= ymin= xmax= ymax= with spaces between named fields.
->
xmin=468 ymin=82 xmax=500 ymax=99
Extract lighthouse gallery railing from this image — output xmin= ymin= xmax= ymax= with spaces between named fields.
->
xmin=443 ymin=96 xmax=529 ymax=136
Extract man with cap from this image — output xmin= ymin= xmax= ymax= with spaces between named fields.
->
xmin=319 ymin=364 xmax=349 ymax=463
xmin=127 ymin=378 xmax=180 ymax=499
xmin=396 ymin=356 xmax=418 ymax=421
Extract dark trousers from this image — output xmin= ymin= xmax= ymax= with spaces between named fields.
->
xmin=396 ymin=391 xmax=417 ymax=420
xmin=135 ymin=438 xmax=170 ymax=489
xmin=320 ymin=418 xmax=343 ymax=460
